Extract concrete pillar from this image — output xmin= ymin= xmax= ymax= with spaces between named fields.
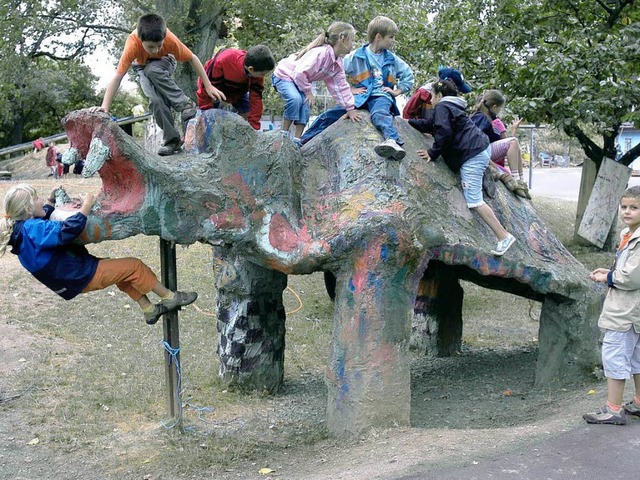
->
xmin=215 ymin=254 xmax=288 ymax=393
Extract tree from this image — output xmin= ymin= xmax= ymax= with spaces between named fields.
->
xmin=0 ymin=0 xmax=127 ymax=146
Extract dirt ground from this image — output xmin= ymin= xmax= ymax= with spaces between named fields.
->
xmin=0 ymin=162 xmax=623 ymax=480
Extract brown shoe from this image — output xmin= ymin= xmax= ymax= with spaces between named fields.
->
xmin=500 ymin=173 xmax=518 ymax=191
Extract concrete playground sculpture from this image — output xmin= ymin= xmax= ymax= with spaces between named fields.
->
xmin=61 ymin=109 xmax=603 ymax=436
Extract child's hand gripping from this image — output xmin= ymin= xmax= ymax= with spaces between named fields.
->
xmin=80 ymin=193 xmax=97 ymax=216
xmin=589 ymin=268 xmax=610 ymax=283
xmin=417 ymin=150 xmax=432 ymax=162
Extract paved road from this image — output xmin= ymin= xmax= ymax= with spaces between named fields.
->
xmin=525 ymin=166 xmax=640 ymax=201
xmin=397 ymin=422 xmax=640 ymax=480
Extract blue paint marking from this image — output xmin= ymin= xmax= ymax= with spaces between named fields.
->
xmin=380 ymin=244 xmax=389 ymax=261
xmin=349 ymin=277 xmax=356 ymax=292
xmin=336 ymin=352 xmax=350 ymax=400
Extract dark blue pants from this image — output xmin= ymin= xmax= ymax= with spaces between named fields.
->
xmin=300 ymin=95 xmax=401 ymax=145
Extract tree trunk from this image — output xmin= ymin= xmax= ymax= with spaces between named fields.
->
xmin=573 ymin=158 xmax=598 ymax=244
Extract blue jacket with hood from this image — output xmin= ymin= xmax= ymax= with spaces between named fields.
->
xmin=9 ymin=204 xmax=99 ymax=300
xmin=344 ymin=43 xmax=414 ymax=113
xmin=408 ymin=96 xmax=490 ymax=173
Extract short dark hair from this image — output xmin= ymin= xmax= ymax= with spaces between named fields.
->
xmin=622 ymin=186 xmax=640 ymax=202
xmin=432 ymin=78 xmax=459 ymax=97
xmin=137 ymin=14 xmax=167 ymax=42
xmin=244 ymin=45 xmax=275 ymax=72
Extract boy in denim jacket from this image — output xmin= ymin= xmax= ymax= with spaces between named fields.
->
xmin=299 ymin=16 xmax=414 ymax=160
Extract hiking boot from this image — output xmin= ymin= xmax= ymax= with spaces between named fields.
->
xmin=158 ymin=139 xmax=182 ymax=156
xmin=490 ymin=234 xmax=516 ymax=256
xmin=499 ymin=173 xmax=518 ymax=192
xmin=583 ymin=405 xmax=626 ymax=425
xmin=180 ymin=101 xmax=198 ymax=134
xmin=514 ymin=180 xmax=532 ymax=200
xmin=623 ymin=400 xmax=640 ymax=417
xmin=161 ymin=291 xmax=198 ymax=311
xmin=144 ymin=304 xmax=169 ymax=325
xmin=374 ymin=138 xmax=406 ymax=161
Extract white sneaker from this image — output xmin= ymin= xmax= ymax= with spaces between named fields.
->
xmin=374 ymin=139 xmax=406 ymax=160
xmin=491 ymin=234 xmax=516 ymax=256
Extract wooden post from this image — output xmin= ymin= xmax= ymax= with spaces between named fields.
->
xmin=160 ymin=238 xmax=182 ymax=429
xmin=577 ymin=157 xmax=631 ymax=248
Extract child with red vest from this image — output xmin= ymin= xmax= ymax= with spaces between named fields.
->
xmin=196 ymin=46 xmax=275 ymax=130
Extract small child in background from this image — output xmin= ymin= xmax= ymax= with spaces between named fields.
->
xmin=197 ymin=45 xmax=276 ymax=131
xmin=45 ymin=142 xmax=57 ymax=178
xmin=471 ymin=90 xmax=530 ymax=199
xmin=0 ymin=184 xmax=197 ymax=325
xmin=584 ymin=185 xmax=640 ymax=425
xmin=299 ymin=16 xmax=414 ymax=160
xmin=407 ymin=79 xmax=516 ymax=256
xmin=272 ymin=22 xmax=361 ymax=140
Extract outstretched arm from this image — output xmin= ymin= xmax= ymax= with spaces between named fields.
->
xmin=190 ymin=55 xmax=226 ymax=102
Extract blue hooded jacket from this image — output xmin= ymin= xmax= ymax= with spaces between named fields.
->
xmin=9 ymin=205 xmax=99 ymax=300
xmin=344 ymin=43 xmax=414 ymax=112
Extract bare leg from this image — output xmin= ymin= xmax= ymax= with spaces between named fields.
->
xmin=136 ymin=294 xmax=153 ymax=310
xmin=282 ymin=119 xmax=293 ymax=133
xmin=473 ymin=204 xmax=510 ymax=240
xmin=607 ymin=378 xmax=626 ymax=407
xmin=151 ymin=281 xmax=171 ymax=298
xmin=506 ymin=139 xmax=524 ymax=176
xmin=633 ymin=374 xmax=640 ymax=399
xmin=294 ymin=123 xmax=305 ymax=138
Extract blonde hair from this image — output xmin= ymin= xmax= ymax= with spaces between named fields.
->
xmin=474 ymin=89 xmax=506 ymax=121
xmin=0 ymin=184 xmax=37 ymax=257
xmin=367 ymin=16 xmax=398 ymax=43
xmin=295 ymin=22 xmax=356 ymax=60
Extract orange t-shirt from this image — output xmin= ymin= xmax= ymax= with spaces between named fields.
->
xmin=116 ymin=28 xmax=194 ymax=75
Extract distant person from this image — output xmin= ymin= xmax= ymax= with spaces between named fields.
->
xmin=584 ymin=185 xmax=640 ymax=425
xmin=32 ymin=138 xmax=45 ymax=153
xmin=90 ymin=13 xmax=224 ymax=156
xmin=45 ymin=142 xmax=57 ymax=177
xmin=196 ymin=45 xmax=275 ymax=131
xmin=0 ymin=184 xmax=198 ymax=325
xmin=299 ymin=16 xmax=414 ymax=161
xmin=272 ymin=22 xmax=361 ymax=140
xmin=55 ymin=152 xmax=68 ymax=179
xmin=407 ymin=79 xmax=516 ymax=256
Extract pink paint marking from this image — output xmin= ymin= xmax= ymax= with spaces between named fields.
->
xmin=209 ymin=206 xmax=246 ymax=229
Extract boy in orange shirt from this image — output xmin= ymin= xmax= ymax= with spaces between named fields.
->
xmin=92 ymin=14 xmax=225 ymax=156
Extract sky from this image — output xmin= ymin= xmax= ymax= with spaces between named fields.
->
xmin=85 ymin=46 xmax=137 ymax=92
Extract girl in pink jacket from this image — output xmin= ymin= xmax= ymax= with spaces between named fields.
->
xmin=272 ymin=22 xmax=361 ymax=140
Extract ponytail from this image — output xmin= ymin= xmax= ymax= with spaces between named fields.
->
xmin=295 ymin=22 xmax=355 ymax=60
xmin=0 ymin=216 xmax=13 ymax=257
xmin=474 ymin=89 xmax=505 ymax=121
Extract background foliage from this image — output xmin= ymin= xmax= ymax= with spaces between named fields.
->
xmin=1 ymin=0 xmax=638 ymax=170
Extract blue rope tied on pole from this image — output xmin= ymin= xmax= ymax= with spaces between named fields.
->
xmin=159 ymin=340 xmax=216 ymax=430
xmin=161 ymin=340 xmax=183 ymax=429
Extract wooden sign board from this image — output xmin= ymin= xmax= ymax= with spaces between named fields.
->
xmin=577 ymin=157 xmax=631 ymax=248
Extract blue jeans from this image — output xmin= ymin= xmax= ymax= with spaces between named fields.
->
xmin=213 ymin=93 xmax=250 ymax=115
xmin=300 ymin=95 xmax=400 ymax=145
xmin=272 ymin=75 xmax=310 ymax=125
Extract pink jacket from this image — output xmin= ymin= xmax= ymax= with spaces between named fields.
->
xmin=274 ymin=44 xmax=355 ymax=110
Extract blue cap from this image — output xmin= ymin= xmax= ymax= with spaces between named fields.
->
xmin=438 ymin=67 xmax=472 ymax=93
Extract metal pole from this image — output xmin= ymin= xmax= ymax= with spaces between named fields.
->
xmin=160 ymin=238 xmax=182 ymax=429
xmin=529 ymin=126 xmax=535 ymax=188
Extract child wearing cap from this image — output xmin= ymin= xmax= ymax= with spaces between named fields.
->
xmin=402 ymin=67 xmax=471 ymax=119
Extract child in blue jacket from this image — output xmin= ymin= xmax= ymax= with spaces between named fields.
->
xmin=408 ymin=79 xmax=516 ymax=256
xmin=0 ymin=184 xmax=197 ymax=324
xmin=299 ymin=16 xmax=414 ymax=160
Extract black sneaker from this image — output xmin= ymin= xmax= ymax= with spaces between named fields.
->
xmin=583 ymin=405 xmax=626 ymax=425
xmin=144 ymin=304 xmax=169 ymax=325
xmin=158 ymin=140 xmax=182 ymax=156
xmin=161 ymin=291 xmax=198 ymax=311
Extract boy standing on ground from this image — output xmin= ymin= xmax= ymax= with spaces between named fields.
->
xmin=584 ymin=185 xmax=640 ymax=425
xmin=196 ymin=46 xmax=275 ymax=131
xmin=299 ymin=16 xmax=414 ymax=160
xmin=92 ymin=13 xmax=225 ymax=156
